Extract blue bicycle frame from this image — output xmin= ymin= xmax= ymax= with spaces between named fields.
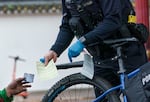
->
xmin=93 ymin=45 xmax=141 ymax=102
xmin=93 ymin=68 xmax=140 ymax=102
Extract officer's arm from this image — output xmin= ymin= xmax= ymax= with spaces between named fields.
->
xmin=81 ymin=0 xmax=122 ymax=46
xmin=50 ymin=0 xmax=74 ymax=56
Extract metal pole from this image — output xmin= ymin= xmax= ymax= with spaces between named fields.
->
xmin=9 ymin=56 xmax=28 ymax=99
xmin=9 ymin=56 xmax=25 ymax=80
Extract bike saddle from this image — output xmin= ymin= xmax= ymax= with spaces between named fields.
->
xmin=103 ymin=37 xmax=138 ymax=48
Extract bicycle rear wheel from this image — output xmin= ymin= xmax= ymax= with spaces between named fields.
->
xmin=42 ymin=73 xmax=120 ymax=102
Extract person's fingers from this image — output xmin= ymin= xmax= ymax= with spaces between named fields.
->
xmin=21 ymin=88 xmax=27 ymax=92
xmin=53 ymin=57 xmax=57 ymax=63
xmin=44 ymin=52 xmax=52 ymax=66
xmin=16 ymin=77 xmax=25 ymax=83
xmin=14 ymin=85 xmax=30 ymax=94
xmin=53 ymin=53 xmax=57 ymax=63
xmin=22 ymin=81 xmax=30 ymax=84
xmin=16 ymin=88 xmax=27 ymax=94
xmin=44 ymin=57 xmax=49 ymax=66
xmin=68 ymin=52 xmax=72 ymax=62
xmin=18 ymin=84 xmax=30 ymax=91
xmin=23 ymin=84 xmax=32 ymax=88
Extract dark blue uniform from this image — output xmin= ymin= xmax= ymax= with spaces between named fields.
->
xmin=50 ymin=0 xmax=148 ymax=86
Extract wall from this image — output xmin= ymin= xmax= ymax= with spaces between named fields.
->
xmin=0 ymin=14 xmax=82 ymax=92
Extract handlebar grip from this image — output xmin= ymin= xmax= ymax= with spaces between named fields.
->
xmin=40 ymin=58 xmax=45 ymax=63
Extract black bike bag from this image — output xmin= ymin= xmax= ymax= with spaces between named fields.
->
xmin=125 ymin=62 xmax=150 ymax=102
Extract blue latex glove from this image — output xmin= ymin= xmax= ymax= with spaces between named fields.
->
xmin=68 ymin=40 xmax=85 ymax=62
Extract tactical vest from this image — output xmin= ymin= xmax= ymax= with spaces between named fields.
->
xmin=65 ymin=0 xmax=103 ymax=38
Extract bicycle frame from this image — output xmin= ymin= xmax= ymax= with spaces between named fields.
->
xmin=93 ymin=46 xmax=141 ymax=102
xmin=93 ymin=68 xmax=140 ymax=102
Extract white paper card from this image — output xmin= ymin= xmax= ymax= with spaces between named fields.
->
xmin=36 ymin=60 xmax=58 ymax=81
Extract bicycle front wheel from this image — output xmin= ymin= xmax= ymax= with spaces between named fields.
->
xmin=42 ymin=73 xmax=120 ymax=102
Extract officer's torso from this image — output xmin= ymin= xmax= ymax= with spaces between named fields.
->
xmin=64 ymin=0 xmax=103 ymax=37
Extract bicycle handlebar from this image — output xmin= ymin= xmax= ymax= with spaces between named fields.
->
xmin=103 ymin=37 xmax=138 ymax=45
xmin=40 ymin=58 xmax=83 ymax=69
xmin=56 ymin=61 xmax=83 ymax=69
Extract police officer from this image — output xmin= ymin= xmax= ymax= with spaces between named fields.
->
xmin=43 ymin=0 xmax=148 ymax=93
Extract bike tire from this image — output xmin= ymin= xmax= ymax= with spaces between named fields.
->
xmin=42 ymin=73 xmax=120 ymax=102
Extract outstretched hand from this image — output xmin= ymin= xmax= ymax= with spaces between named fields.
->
xmin=6 ymin=77 xmax=31 ymax=97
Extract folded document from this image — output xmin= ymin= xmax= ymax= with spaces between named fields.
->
xmin=36 ymin=60 xmax=58 ymax=81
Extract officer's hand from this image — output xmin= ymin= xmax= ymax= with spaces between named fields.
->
xmin=68 ymin=40 xmax=85 ymax=62
xmin=42 ymin=50 xmax=58 ymax=66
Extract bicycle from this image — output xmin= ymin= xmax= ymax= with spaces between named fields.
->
xmin=42 ymin=37 xmax=142 ymax=102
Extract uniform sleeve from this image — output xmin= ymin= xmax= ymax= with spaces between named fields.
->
xmin=0 ymin=89 xmax=13 ymax=102
xmin=83 ymin=0 xmax=122 ymax=45
xmin=50 ymin=0 xmax=74 ymax=56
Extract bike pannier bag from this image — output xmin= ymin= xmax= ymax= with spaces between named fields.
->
xmin=125 ymin=62 xmax=150 ymax=102
xmin=127 ymin=23 xmax=149 ymax=43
